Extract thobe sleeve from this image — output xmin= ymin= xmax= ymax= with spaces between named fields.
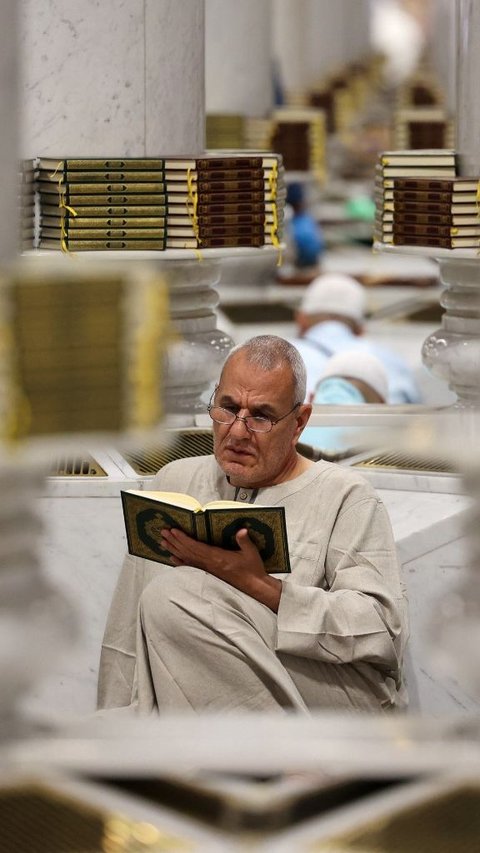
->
xmin=97 ymin=554 xmax=158 ymax=709
xmin=275 ymin=496 xmax=407 ymax=676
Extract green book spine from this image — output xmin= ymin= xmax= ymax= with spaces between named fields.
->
xmin=39 ymin=237 xmax=167 ymax=251
xmin=41 ymin=227 xmax=166 ymax=239
xmin=41 ymin=216 xmax=167 ymax=229
xmin=53 ymin=170 xmax=166 ymax=183
xmin=40 ymin=193 xmax=168 ymax=207
xmin=38 ymin=181 xmax=167 ymax=195
xmin=38 ymin=158 xmax=167 ymax=170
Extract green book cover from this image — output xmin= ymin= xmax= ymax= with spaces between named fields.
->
xmin=41 ymin=215 xmax=167 ymax=229
xmin=37 ymin=181 xmax=167 ymax=195
xmin=37 ymin=157 xmax=167 ymax=170
xmin=40 ymin=193 xmax=168 ymax=206
xmin=121 ymin=489 xmax=291 ymax=573
xmin=38 ymin=170 xmax=166 ymax=183
xmin=41 ymin=204 xmax=167 ymax=218
xmin=39 ymin=237 xmax=167 ymax=251
xmin=41 ymin=226 xmax=166 ymax=240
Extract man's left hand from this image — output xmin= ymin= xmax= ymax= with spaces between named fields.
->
xmin=160 ymin=527 xmax=282 ymax=612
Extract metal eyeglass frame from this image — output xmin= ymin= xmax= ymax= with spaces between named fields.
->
xmin=207 ymin=388 xmax=301 ymax=434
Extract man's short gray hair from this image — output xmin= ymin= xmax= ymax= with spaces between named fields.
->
xmin=222 ymin=335 xmax=307 ymax=403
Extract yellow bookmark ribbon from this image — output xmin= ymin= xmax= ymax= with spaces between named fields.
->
xmin=266 ymin=160 xmax=282 ymax=266
xmin=186 ymin=166 xmax=203 ymax=261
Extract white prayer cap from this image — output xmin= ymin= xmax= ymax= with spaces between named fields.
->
xmin=299 ymin=273 xmax=367 ymax=322
xmin=319 ymin=350 xmax=389 ymax=402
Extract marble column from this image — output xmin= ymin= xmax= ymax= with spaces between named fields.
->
xmin=430 ymin=0 xmax=457 ymax=116
xmin=456 ymin=0 xmax=480 ymax=175
xmin=21 ymin=0 xmax=205 ymax=157
xmin=272 ymin=0 xmax=309 ymax=99
xmin=205 ymin=0 xmax=273 ymax=117
xmin=0 ymin=0 xmax=19 ymax=264
xmin=343 ymin=0 xmax=372 ymax=66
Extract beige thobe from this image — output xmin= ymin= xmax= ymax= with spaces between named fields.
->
xmin=98 ymin=457 xmax=408 ymax=714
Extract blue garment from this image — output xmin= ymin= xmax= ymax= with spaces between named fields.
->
xmin=313 ymin=377 xmax=365 ymax=405
xmin=288 ymin=212 xmax=325 ymax=268
xmin=301 ymin=379 xmax=366 ymax=452
xmin=291 ymin=321 xmax=422 ymax=404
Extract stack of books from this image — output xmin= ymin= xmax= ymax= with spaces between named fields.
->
xmin=244 ymin=116 xmax=274 ymax=151
xmin=36 ymin=158 xmax=167 ymax=251
xmin=206 ymin=114 xmax=246 ymax=149
xmin=1 ymin=259 xmax=168 ymax=439
xmin=164 ymin=153 xmax=285 ymax=249
xmin=271 ymin=108 xmax=326 ymax=182
xmin=374 ymin=152 xmax=480 ymax=249
xmin=19 ymin=162 xmax=35 ymax=251
xmin=32 ymin=154 xmax=285 ymax=251
xmin=393 ymin=107 xmax=455 ymax=150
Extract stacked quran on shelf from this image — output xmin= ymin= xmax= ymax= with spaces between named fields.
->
xmin=270 ymin=108 xmax=326 ymax=183
xmin=244 ymin=116 xmax=275 ymax=151
xmin=0 ymin=258 xmax=168 ymax=440
xmin=206 ymin=114 xmax=246 ymax=149
xmin=393 ymin=107 xmax=455 ymax=150
xmin=396 ymin=71 xmax=445 ymax=109
xmin=19 ymin=162 xmax=35 ymax=251
xmin=32 ymin=154 xmax=285 ymax=252
xmin=374 ymin=149 xmax=480 ymax=250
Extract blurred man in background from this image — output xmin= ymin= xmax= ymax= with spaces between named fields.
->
xmin=291 ymin=272 xmax=421 ymax=403
xmin=301 ymin=349 xmax=389 ymax=455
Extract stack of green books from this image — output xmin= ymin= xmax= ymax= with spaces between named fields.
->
xmin=206 ymin=114 xmax=246 ymax=149
xmin=19 ymin=162 xmax=35 ymax=251
xmin=1 ymin=260 xmax=168 ymax=440
xmin=36 ymin=158 xmax=168 ymax=251
xmin=34 ymin=154 xmax=285 ymax=252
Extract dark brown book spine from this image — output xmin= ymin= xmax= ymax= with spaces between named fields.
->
xmin=392 ymin=200 xmax=454 ymax=214
xmin=194 ymin=168 xmax=264 ymax=182
xmin=393 ymin=234 xmax=452 ymax=248
xmin=195 ymin=212 xmax=266 ymax=226
xmin=200 ymin=235 xmax=265 ymax=248
xmin=393 ymin=178 xmax=474 ymax=192
xmin=196 ymin=157 xmax=263 ymax=170
xmin=198 ymin=223 xmax=264 ymax=238
xmin=394 ymin=212 xmax=454 ymax=226
xmin=197 ymin=198 xmax=265 ymax=213
xmin=393 ymin=223 xmax=452 ymax=238
xmin=197 ymin=178 xmax=265 ymax=192
xmin=392 ymin=190 xmax=454 ymax=203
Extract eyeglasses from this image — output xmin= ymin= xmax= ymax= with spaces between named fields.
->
xmin=207 ymin=393 xmax=301 ymax=434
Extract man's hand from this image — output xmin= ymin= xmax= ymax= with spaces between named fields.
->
xmin=160 ymin=527 xmax=282 ymax=613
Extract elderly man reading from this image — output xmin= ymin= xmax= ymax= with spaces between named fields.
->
xmin=98 ymin=335 xmax=407 ymax=714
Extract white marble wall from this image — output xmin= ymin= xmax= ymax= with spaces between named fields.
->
xmin=273 ymin=0 xmax=370 ymax=96
xmin=21 ymin=0 xmax=205 ymax=158
xmin=205 ymin=0 xmax=273 ymax=116
xmin=0 ymin=0 xmax=19 ymax=262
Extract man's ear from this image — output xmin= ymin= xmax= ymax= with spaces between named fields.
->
xmin=294 ymin=403 xmax=312 ymax=439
